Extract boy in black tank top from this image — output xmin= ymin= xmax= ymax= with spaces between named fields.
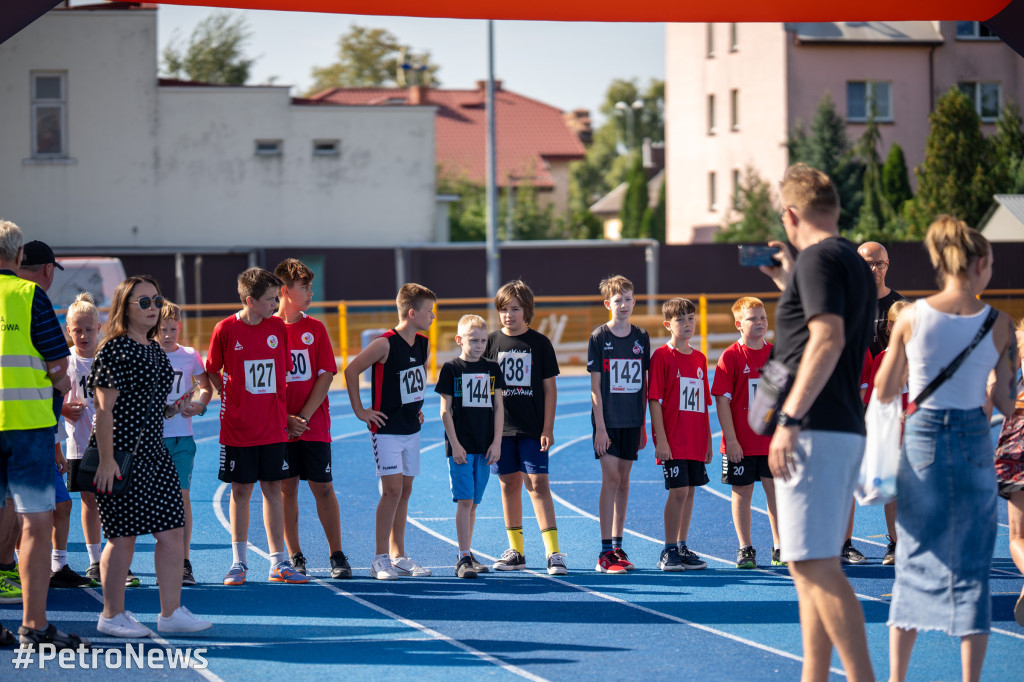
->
xmin=344 ymin=283 xmax=436 ymax=580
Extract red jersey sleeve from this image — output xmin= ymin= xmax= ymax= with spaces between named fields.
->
xmin=711 ymin=345 xmax=736 ymax=398
xmin=859 ymin=349 xmax=873 ymax=389
xmin=648 ymin=347 xmax=668 ymax=402
xmin=315 ymin=321 xmax=338 ymax=375
xmin=206 ymin=319 xmax=225 ymax=376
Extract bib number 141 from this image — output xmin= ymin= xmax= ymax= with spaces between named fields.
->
xmin=679 ymin=377 xmax=704 ymax=413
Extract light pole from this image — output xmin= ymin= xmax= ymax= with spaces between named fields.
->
xmin=614 ymin=99 xmax=644 ymax=149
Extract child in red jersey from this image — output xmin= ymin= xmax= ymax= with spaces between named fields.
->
xmin=206 ymin=267 xmax=307 ymax=586
xmin=273 ymin=259 xmax=351 ymax=580
xmin=344 ymin=283 xmax=436 ymax=580
xmin=649 ymin=298 xmax=711 ymax=572
xmin=711 ymin=296 xmax=782 ymax=569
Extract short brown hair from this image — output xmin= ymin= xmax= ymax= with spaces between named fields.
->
xmin=397 ymin=283 xmax=436 ymax=319
xmin=274 ymin=258 xmax=315 ymax=287
xmin=663 ymin=297 xmax=696 ymax=320
xmin=599 ymin=275 xmax=634 ymax=300
xmin=731 ymin=296 xmax=764 ymax=320
xmin=494 ymin=280 xmax=536 ymax=324
xmin=160 ymin=300 xmax=183 ymax=323
xmin=238 ymin=267 xmax=282 ymax=303
xmin=780 ymin=164 xmax=840 ymax=220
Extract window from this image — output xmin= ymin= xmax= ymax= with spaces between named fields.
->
xmin=730 ymin=23 xmax=739 ymax=51
xmin=312 ymin=139 xmax=340 ymax=157
xmin=31 ymin=72 xmax=66 ymax=157
xmin=255 ymin=140 xmax=283 ymax=156
xmin=846 ymin=81 xmax=892 ymax=122
xmin=708 ymin=172 xmax=718 ymax=211
xmin=958 ymin=82 xmax=1001 ymax=121
xmin=708 ymin=94 xmax=716 ymax=134
xmin=707 ymin=23 xmax=714 ymax=57
xmin=956 ymin=21 xmax=997 ymax=39
xmin=730 ymin=89 xmax=739 ymax=131
xmin=732 ymin=169 xmax=741 ymax=210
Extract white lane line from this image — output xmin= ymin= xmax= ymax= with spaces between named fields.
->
xmin=212 ymin=482 xmax=546 ymax=681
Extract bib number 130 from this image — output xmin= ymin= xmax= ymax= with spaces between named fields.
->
xmin=400 ymin=366 xmax=425 ymax=404
xmin=679 ymin=377 xmax=704 ymax=413
xmin=244 ymin=359 xmax=276 ymax=395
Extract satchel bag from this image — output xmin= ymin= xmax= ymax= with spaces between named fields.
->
xmin=77 ymin=444 xmax=136 ymax=496
xmin=747 ymin=359 xmax=794 ymax=436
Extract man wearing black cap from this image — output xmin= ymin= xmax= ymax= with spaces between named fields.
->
xmin=19 ymin=240 xmax=64 ymax=294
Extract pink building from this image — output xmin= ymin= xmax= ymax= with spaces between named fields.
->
xmin=666 ymin=21 xmax=1024 ymax=243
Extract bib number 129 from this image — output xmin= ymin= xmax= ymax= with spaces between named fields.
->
xmin=400 ymin=366 xmax=425 ymax=404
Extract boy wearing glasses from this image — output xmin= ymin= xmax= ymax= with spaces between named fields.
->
xmin=206 ymin=267 xmax=307 ymax=586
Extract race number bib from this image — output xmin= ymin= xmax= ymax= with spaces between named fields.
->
xmin=609 ymin=358 xmax=643 ymax=393
xmin=498 ymin=350 xmax=532 ymax=387
xmin=462 ymin=373 xmax=492 ymax=408
xmin=747 ymin=378 xmax=759 ymax=409
xmin=244 ymin=359 xmax=276 ymax=395
xmin=400 ymin=365 xmax=425 ymax=404
xmin=678 ymin=377 xmax=704 ymax=413
xmin=287 ymin=349 xmax=312 ymax=383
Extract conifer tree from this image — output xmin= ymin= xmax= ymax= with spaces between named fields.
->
xmin=991 ymin=101 xmax=1024 ymax=194
xmin=619 ymin=155 xmax=648 ymax=239
xmin=715 ymin=167 xmax=783 ymax=243
xmin=880 ymin=143 xmax=913 ymax=212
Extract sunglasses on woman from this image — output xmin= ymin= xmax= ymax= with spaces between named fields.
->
xmin=130 ymin=296 xmax=164 ymax=310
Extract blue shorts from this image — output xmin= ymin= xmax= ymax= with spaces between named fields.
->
xmin=449 ymin=454 xmax=491 ymax=504
xmin=54 ymin=464 xmax=71 ymax=504
xmin=0 ymin=428 xmax=57 ymax=513
xmin=492 ymin=436 xmax=548 ymax=476
xmin=165 ymin=436 xmax=197 ymax=490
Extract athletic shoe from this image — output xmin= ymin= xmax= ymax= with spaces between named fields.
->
xmin=182 ymin=559 xmax=196 ymax=586
xmin=0 ymin=575 xmax=22 ymax=604
xmin=269 ymin=562 xmax=309 ymax=583
xmin=492 ymin=549 xmax=526 ymax=571
xmin=0 ymin=567 xmax=20 ymax=586
xmin=85 ymin=562 xmax=100 ymax=583
xmin=771 ymin=549 xmax=786 ymax=566
xmin=657 ymin=547 xmax=684 ymax=572
xmin=330 ymin=551 xmax=352 ymax=579
xmin=882 ymin=537 xmax=896 ymax=566
xmin=455 ymin=555 xmax=478 ymax=579
xmin=223 ymin=562 xmax=248 ymax=586
xmin=547 ymin=552 xmax=568 ymax=575
xmin=679 ymin=546 xmax=707 ymax=570
xmin=50 ymin=564 xmax=96 ymax=588
xmin=157 ymin=606 xmax=212 ymax=634
xmin=468 ymin=553 xmax=490 ymax=574
xmin=736 ymin=546 xmax=756 ymax=569
xmin=613 ymin=548 xmax=635 ymax=571
xmin=595 ymin=550 xmax=627 ymax=574
xmin=125 ymin=568 xmax=140 ymax=587
xmin=840 ymin=539 xmax=867 ymax=565
xmin=393 ymin=556 xmax=431 ymax=577
xmin=370 ymin=555 xmax=399 ymax=580
xmin=97 ymin=610 xmax=152 ymax=638
xmin=290 ymin=552 xmax=307 ymax=575
xmin=18 ymin=623 xmax=90 ymax=651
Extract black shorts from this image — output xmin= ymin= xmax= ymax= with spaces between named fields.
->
xmin=66 ymin=459 xmax=87 ymax=494
xmin=662 ymin=459 xmax=709 ymax=489
xmin=594 ymin=427 xmax=642 ymax=461
xmin=721 ymin=453 xmax=774 ymax=486
xmin=218 ymin=443 xmax=290 ymax=484
xmin=286 ymin=440 xmax=333 ymax=483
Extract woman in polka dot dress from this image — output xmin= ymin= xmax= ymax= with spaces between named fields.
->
xmin=86 ymin=275 xmax=211 ymax=638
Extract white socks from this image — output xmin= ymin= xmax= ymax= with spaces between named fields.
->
xmin=86 ymin=543 xmax=102 ymax=564
xmin=232 ymin=542 xmax=247 ymax=565
xmin=51 ymin=549 xmax=67 ymax=573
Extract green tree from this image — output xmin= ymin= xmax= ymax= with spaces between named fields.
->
xmin=905 ymin=87 xmax=996 ymax=236
xmin=619 ymin=155 xmax=649 ymax=239
xmin=788 ymin=94 xmax=863 ymax=232
xmin=991 ymin=101 xmax=1024 ymax=194
xmin=162 ymin=12 xmax=255 ymax=85
xmin=715 ymin=166 xmax=783 ymax=243
xmin=880 ymin=143 xmax=913 ymax=212
xmin=849 ymin=114 xmax=906 ymax=241
xmin=308 ymin=24 xmax=439 ymax=93
xmin=641 ymin=178 xmax=667 ymax=243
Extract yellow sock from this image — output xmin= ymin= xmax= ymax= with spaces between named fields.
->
xmin=506 ymin=527 xmax=524 ymax=555
xmin=541 ymin=527 xmax=560 ymax=556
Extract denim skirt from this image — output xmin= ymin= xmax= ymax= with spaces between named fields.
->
xmin=888 ymin=407 xmax=997 ymax=636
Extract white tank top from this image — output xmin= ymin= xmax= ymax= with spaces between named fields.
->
xmin=905 ymin=299 xmax=998 ymax=410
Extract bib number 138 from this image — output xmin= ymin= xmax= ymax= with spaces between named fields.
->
xmin=244 ymin=359 xmax=276 ymax=395
xmin=400 ymin=365 xmax=425 ymax=404
xmin=679 ymin=377 xmax=704 ymax=413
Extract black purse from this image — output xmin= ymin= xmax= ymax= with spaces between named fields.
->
xmin=747 ymin=359 xmax=794 ymax=436
xmin=77 ymin=443 xmax=136 ymax=496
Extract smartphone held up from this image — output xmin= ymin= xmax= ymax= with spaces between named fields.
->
xmin=737 ymin=245 xmax=781 ymax=268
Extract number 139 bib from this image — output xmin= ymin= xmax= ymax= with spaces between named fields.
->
xmin=679 ymin=377 xmax=704 ymax=412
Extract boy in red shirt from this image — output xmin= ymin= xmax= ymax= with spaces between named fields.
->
xmin=206 ymin=267 xmax=307 ymax=586
xmin=649 ymin=298 xmax=711 ymax=571
xmin=273 ymin=259 xmax=351 ymax=579
xmin=711 ymin=296 xmax=782 ymax=568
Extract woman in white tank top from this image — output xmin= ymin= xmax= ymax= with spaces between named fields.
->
xmin=875 ymin=216 xmax=1017 ymax=682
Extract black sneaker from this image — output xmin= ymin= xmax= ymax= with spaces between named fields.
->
xmin=771 ymin=548 xmax=786 ymax=566
xmin=125 ymin=568 xmax=140 ymax=587
xmin=882 ymin=537 xmax=896 ymax=566
xmin=50 ymin=565 xmax=95 ymax=588
xmin=736 ymin=546 xmax=756 ymax=569
xmin=182 ymin=559 xmax=197 ymax=586
xmin=85 ymin=562 xmax=100 ymax=583
xmin=291 ymin=552 xmax=307 ymax=575
xmin=492 ymin=548 xmax=526 ymax=571
xmin=468 ymin=553 xmax=489 ymax=574
xmin=455 ymin=555 xmax=478 ymax=579
xmin=18 ymin=623 xmax=90 ymax=651
xmin=329 ymin=551 xmax=352 ymax=579
xmin=840 ymin=539 xmax=866 ymax=565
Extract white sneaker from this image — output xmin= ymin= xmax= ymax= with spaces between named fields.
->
xmin=157 ymin=606 xmax=212 ymax=633
xmin=370 ymin=555 xmax=399 ymax=580
xmin=392 ymin=556 xmax=432 ymax=577
xmin=97 ymin=610 xmax=152 ymax=638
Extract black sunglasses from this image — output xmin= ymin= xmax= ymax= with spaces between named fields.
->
xmin=131 ymin=296 xmax=164 ymax=310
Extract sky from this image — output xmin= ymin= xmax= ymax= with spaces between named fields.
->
xmin=149 ymin=5 xmax=665 ymax=124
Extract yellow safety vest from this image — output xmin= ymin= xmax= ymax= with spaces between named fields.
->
xmin=0 ymin=274 xmax=56 ymax=430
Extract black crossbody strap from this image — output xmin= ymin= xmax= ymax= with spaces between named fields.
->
xmin=907 ymin=307 xmax=998 ymax=414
